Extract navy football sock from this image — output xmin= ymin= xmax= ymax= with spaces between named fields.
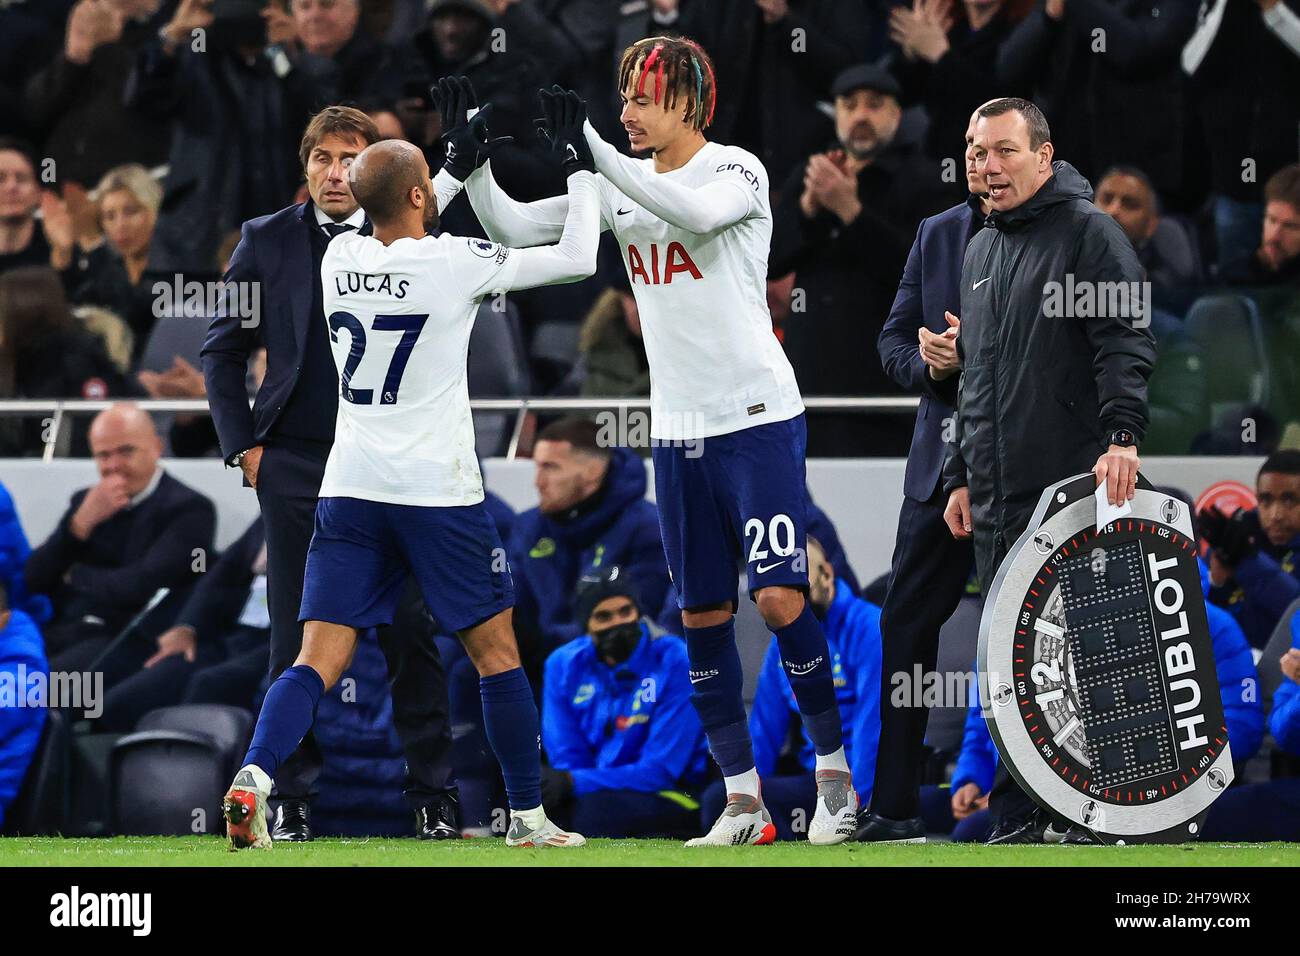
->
xmin=480 ymin=667 xmax=543 ymax=810
xmin=773 ymin=600 xmax=843 ymax=755
xmin=243 ymin=664 xmax=325 ymax=779
xmin=684 ymin=619 xmax=753 ymax=776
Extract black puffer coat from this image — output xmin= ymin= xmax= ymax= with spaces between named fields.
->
xmin=942 ymin=161 xmax=1156 ymax=585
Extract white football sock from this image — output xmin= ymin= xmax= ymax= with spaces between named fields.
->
xmin=815 ymin=746 xmax=850 ymax=774
xmin=723 ymin=767 xmax=760 ymax=799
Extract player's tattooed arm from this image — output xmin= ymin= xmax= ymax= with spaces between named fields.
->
xmin=580 ymin=121 xmax=753 ymax=234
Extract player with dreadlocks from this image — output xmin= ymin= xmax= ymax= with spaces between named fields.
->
xmin=429 ymin=36 xmax=856 ymax=847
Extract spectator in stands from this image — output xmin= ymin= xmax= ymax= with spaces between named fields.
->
xmin=22 ymin=0 xmax=172 ymax=189
xmin=1203 ymin=619 xmax=1300 ymax=841
xmin=656 ymin=0 xmax=875 ymax=185
xmin=67 ymin=164 xmax=163 ymax=352
xmin=92 ymin=517 xmax=270 ymax=732
xmin=577 ymin=272 xmax=649 ymax=399
xmin=889 ymin=0 xmax=1023 ymax=165
xmin=0 ymin=581 xmax=47 ymax=832
xmin=771 ymin=63 xmax=953 ymax=456
xmin=0 ymin=267 xmax=131 ymax=457
xmin=1093 ymin=166 xmax=1202 ymax=297
xmin=0 ymin=481 xmax=50 ymax=627
xmin=23 ymin=403 xmax=216 ymax=671
xmin=0 ymin=138 xmax=78 ymax=278
xmin=0 ymin=1 xmax=64 ymax=142
xmin=1183 ymin=0 xmax=1300 ymax=279
xmin=401 ymin=0 xmax=562 ymax=201
xmin=1228 ymin=163 xmax=1300 ymax=286
xmin=997 ymin=0 xmax=1197 ymax=207
xmin=540 ymin=569 xmax=708 ymax=838
xmin=1203 ymin=451 xmax=1300 ymax=650
xmin=282 ymin=0 xmax=405 ymax=107
xmin=126 ymin=0 xmax=324 ymax=273
xmin=508 ymin=417 xmax=669 ymax=669
xmin=700 ymin=536 xmax=881 ymax=840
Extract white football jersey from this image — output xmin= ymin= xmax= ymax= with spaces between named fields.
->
xmin=597 ymin=143 xmax=803 ymax=441
xmin=318 ymin=231 xmax=521 ymax=506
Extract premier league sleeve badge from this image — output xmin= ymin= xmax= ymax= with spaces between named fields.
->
xmin=978 ymin=473 xmax=1233 ymax=844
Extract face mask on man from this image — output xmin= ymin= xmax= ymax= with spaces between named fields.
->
xmin=592 ymin=620 xmax=642 ymax=664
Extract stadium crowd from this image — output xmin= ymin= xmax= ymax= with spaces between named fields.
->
xmin=1 ymin=0 xmax=1299 ymax=843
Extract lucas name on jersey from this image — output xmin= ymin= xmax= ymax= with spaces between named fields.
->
xmin=333 ymin=270 xmax=411 ymax=299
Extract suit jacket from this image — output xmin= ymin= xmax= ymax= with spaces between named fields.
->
xmin=177 ymin=517 xmax=266 ymax=645
xmin=877 ymin=198 xmax=977 ymax=502
xmin=24 ymin=471 xmax=216 ymax=635
xmin=202 ymin=202 xmax=332 ymax=469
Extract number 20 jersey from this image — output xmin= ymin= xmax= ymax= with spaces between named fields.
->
xmin=318 ymin=231 xmax=520 ymax=507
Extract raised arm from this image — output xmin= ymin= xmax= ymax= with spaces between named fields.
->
xmin=495 ymin=171 xmax=600 ymax=291
xmin=582 ymin=120 xmax=755 ymax=234
xmin=465 ymin=160 xmax=571 ymax=247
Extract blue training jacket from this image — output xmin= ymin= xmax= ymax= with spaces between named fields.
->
xmin=543 ymin=622 xmax=708 ymax=795
xmin=1268 ymin=612 xmax=1300 ymax=756
xmin=509 ymin=448 xmax=669 ymax=654
xmin=748 ymin=580 xmax=882 ymax=803
xmin=952 ymin=562 xmax=1266 ymax=793
xmin=1207 ymin=526 xmax=1300 ymax=649
xmin=0 ymin=609 xmax=47 ymax=829
xmin=0 ymin=483 xmax=51 ymax=625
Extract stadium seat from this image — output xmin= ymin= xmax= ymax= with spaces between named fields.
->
xmin=529 ymin=319 xmax=581 ymax=389
xmin=137 ymin=314 xmax=208 ymax=374
xmin=1183 ymin=294 xmax=1270 ymax=419
xmin=468 ymin=299 xmax=530 ymax=456
xmin=107 ymin=705 xmax=253 ymax=835
xmin=1257 ymin=598 xmax=1300 ymax=714
xmin=923 ymin=596 xmax=983 ymax=766
xmin=108 ymin=731 xmax=227 ymax=836
xmin=1 ymin=708 xmax=70 ymax=836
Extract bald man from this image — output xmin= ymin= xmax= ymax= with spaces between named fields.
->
xmin=223 ymin=98 xmax=601 ymax=850
xmin=25 ymin=403 xmax=216 ymax=672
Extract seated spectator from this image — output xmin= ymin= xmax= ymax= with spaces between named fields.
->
xmin=22 ymin=0 xmax=172 ymax=188
xmin=1202 ymin=612 xmax=1300 ymax=842
xmin=700 ymin=536 xmax=881 ymax=841
xmin=0 ymin=139 xmax=76 ymax=277
xmin=950 ymin=560 xmax=1265 ymax=841
xmin=1203 ymin=451 xmax=1300 ymax=649
xmin=0 ymin=480 xmax=51 ymax=626
xmin=1227 ymin=163 xmax=1300 ymax=287
xmin=0 ymin=581 xmax=47 ymax=831
xmin=23 ymin=403 xmax=216 ymax=672
xmin=540 ymin=569 xmax=708 ymax=838
xmin=0 ymin=267 xmax=132 ymax=457
xmin=69 ymin=163 xmax=163 ymax=351
xmin=889 ymin=0 xmax=1021 ymax=165
xmin=577 ymin=273 xmax=649 ymax=399
xmin=92 ymin=517 xmax=271 ymax=732
xmin=1093 ymin=166 xmax=1202 ymax=299
xmin=770 ymin=64 xmax=952 ymax=457
xmin=507 ymin=417 xmax=669 ymax=668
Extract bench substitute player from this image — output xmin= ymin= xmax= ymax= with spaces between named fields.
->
xmin=222 ymin=100 xmax=601 ymax=850
xmin=431 ymin=38 xmax=856 ymax=847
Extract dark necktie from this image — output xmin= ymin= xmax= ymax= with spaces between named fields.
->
xmin=322 ymin=222 xmax=355 ymax=239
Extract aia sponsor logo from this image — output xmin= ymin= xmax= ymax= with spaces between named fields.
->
xmin=626 ymin=242 xmax=702 ymax=285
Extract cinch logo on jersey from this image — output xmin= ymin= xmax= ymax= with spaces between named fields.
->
xmin=1147 ymin=552 xmax=1209 ymax=750
xmin=49 ymin=886 xmax=151 ymax=936
xmin=626 ymin=242 xmax=702 ymax=285
xmin=716 ymin=162 xmax=761 ymax=192
xmin=333 ymin=271 xmax=410 ymax=299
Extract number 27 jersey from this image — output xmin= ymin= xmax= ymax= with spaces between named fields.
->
xmin=318 ymin=230 xmax=520 ymax=507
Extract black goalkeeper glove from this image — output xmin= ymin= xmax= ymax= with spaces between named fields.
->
xmin=1200 ymin=505 xmax=1259 ymax=568
xmin=535 ymin=85 xmax=595 ymax=177
xmin=430 ymin=75 xmax=512 ymax=182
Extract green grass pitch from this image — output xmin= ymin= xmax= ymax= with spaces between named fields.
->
xmin=1 ymin=837 xmax=1296 ymax=867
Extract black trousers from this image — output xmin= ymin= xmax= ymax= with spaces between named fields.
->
xmin=255 ymin=445 xmax=456 ymax=810
xmin=871 ymin=488 xmax=973 ymax=820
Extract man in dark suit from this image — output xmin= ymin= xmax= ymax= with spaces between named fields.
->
xmin=202 ymin=105 xmax=459 ymax=841
xmin=25 ymin=403 xmax=217 ymax=672
xmin=855 ymin=110 xmax=986 ymax=842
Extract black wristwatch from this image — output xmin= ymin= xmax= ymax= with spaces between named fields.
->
xmin=1107 ymin=428 xmax=1137 ymax=448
